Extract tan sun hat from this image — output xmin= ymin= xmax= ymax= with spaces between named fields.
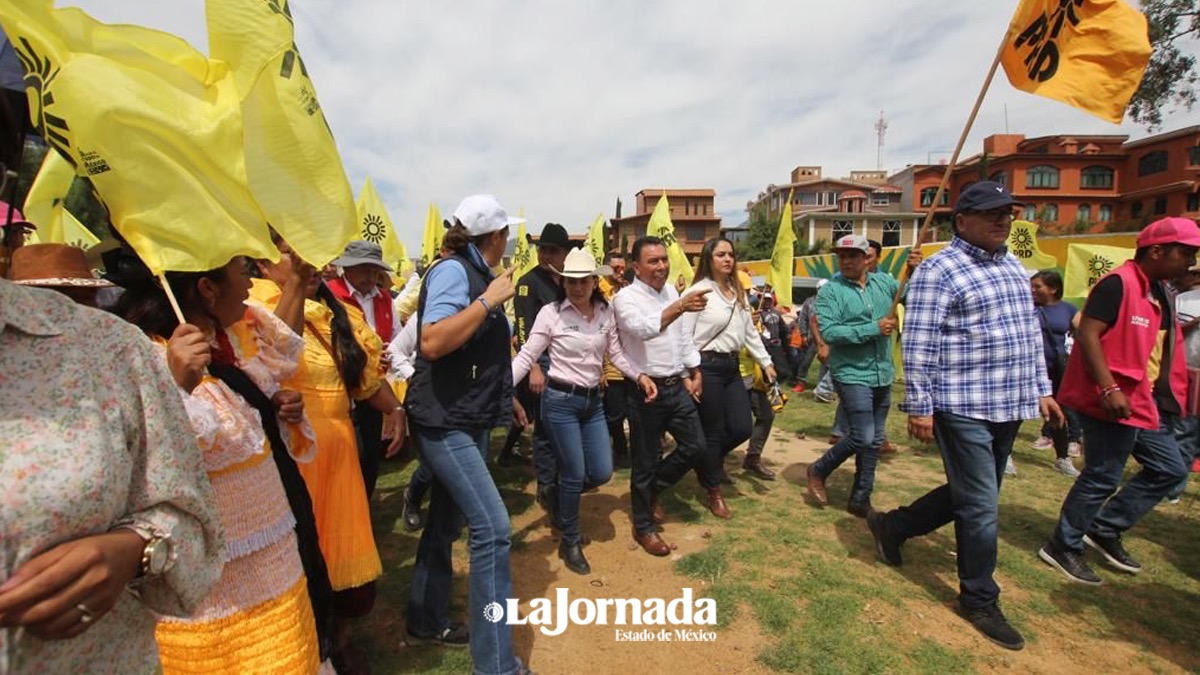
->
xmin=10 ymin=243 xmax=114 ymax=288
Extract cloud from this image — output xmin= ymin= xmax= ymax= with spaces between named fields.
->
xmin=64 ymin=0 xmax=1200 ymax=248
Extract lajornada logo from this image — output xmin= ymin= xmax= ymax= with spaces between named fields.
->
xmin=485 ymin=587 xmax=717 ymax=637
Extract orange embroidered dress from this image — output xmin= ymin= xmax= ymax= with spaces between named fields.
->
xmin=249 ymin=279 xmax=384 ymax=593
xmin=154 ymin=304 xmax=321 ymax=674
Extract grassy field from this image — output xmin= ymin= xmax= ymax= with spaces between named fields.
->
xmin=356 ymin=377 xmax=1200 ymax=674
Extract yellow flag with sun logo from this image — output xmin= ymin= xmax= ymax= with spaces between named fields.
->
xmin=420 ymin=202 xmax=443 ymax=268
xmin=583 ymin=213 xmax=607 ymax=266
xmin=23 ymin=148 xmax=98 ymax=248
xmin=356 ymin=177 xmax=408 ymax=272
xmin=1005 ymin=220 xmax=1059 ymax=270
xmin=646 ymin=194 xmax=694 ymax=288
xmin=1063 ymin=243 xmax=1133 ymax=299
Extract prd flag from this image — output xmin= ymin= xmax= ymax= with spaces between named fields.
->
xmin=583 ymin=213 xmax=606 ymax=266
xmin=23 ymin=149 xmax=99 ymax=249
xmin=1005 ymin=219 xmax=1059 ymax=270
xmin=207 ymin=0 xmax=358 ymax=267
xmin=356 ymin=176 xmax=407 ymax=270
xmin=420 ymin=202 xmax=443 ymax=268
xmin=1063 ymin=243 xmax=1133 ymax=298
xmin=646 ymin=194 xmax=694 ymax=287
xmin=511 ymin=209 xmax=538 ymax=277
xmin=1001 ymin=0 xmax=1151 ymax=123
xmin=0 ymin=2 xmax=278 ymax=274
xmin=768 ymin=190 xmax=796 ymax=308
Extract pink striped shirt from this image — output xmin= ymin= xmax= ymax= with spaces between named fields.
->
xmin=512 ymin=299 xmax=641 ymax=388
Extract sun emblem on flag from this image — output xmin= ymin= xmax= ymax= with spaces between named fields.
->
xmin=1085 ymin=255 xmax=1113 ymax=277
xmin=1011 ymin=230 xmax=1033 ymax=249
xmin=362 ymin=214 xmax=386 ymax=243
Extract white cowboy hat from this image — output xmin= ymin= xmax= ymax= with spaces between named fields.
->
xmin=555 ymin=248 xmax=601 ymax=278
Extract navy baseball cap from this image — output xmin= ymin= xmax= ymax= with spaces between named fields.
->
xmin=954 ymin=181 xmax=1022 ymax=213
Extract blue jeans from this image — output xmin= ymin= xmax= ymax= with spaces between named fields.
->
xmin=516 ymin=378 xmax=558 ymax=490
xmin=1170 ymin=414 xmax=1198 ymax=499
xmin=408 ymin=426 xmax=519 ymax=675
xmin=884 ymin=413 xmax=1020 ymax=609
xmin=814 ymin=365 xmax=835 ymax=397
xmin=811 ymin=382 xmax=890 ymax=506
xmin=831 ymin=401 xmax=848 ymax=438
xmin=696 ymin=355 xmax=753 ymax=489
xmin=1050 ymin=412 xmax=1189 ymax=552
xmin=541 ymin=386 xmax=613 ymax=545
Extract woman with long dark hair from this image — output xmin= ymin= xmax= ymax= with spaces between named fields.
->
xmin=252 ymin=235 xmax=403 ymax=673
xmin=110 ymin=250 xmax=329 ymax=674
xmin=404 ymin=195 xmax=530 ymax=675
xmin=1031 ymin=269 xmax=1082 ymax=477
xmin=512 ymin=248 xmax=656 ymax=575
xmin=680 ymin=237 xmax=776 ymax=518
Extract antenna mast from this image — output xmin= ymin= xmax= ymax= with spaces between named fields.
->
xmin=874 ymin=110 xmax=888 ymax=171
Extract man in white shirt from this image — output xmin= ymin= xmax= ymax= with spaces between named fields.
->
xmin=613 ymin=236 xmax=710 ymax=556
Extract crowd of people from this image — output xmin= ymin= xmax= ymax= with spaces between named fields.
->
xmin=3 ymin=180 xmax=1200 ymax=673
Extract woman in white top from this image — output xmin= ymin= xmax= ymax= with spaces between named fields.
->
xmin=512 ymin=248 xmax=657 ymax=575
xmin=680 ymin=237 xmax=776 ymax=519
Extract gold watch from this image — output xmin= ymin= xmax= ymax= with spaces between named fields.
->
xmin=113 ymin=521 xmax=175 ymax=578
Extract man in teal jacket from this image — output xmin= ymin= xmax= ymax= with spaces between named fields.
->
xmin=806 ymin=234 xmax=898 ymax=516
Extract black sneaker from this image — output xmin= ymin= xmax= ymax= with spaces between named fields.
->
xmin=1038 ymin=541 xmax=1102 ymax=585
xmin=959 ymin=603 xmax=1024 ymax=651
xmin=1084 ymin=533 xmax=1142 ymax=574
xmin=846 ymin=501 xmax=872 ymax=519
xmin=401 ymin=487 xmax=424 ymax=532
xmin=866 ymin=510 xmax=902 ymax=567
xmin=406 ymin=623 xmax=469 ymax=647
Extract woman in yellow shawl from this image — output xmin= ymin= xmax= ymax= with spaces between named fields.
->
xmin=252 ymin=238 xmax=404 ymax=673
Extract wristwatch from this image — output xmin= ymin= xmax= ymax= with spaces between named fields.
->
xmin=113 ymin=521 xmax=175 ymax=579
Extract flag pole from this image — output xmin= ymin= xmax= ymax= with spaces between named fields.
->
xmin=158 ymin=273 xmax=187 ymax=324
xmin=890 ymin=31 xmax=1010 ymax=315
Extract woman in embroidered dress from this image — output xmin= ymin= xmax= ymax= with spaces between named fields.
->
xmin=111 ymin=251 xmax=328 ymax=674
xmin=252 ymin=237 xmax=404 ymax=673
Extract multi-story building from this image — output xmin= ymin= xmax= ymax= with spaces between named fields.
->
xmin=890 ymin=125 xmax=1200 ymax=233
xmin=608 ymin=188 xmax=722 ymax=258
xmin=746 ymin=166 xmax=925 ymax=248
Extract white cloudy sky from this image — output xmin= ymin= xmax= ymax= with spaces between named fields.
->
xmin=68 ymin=0 xmax=1200 ymax=250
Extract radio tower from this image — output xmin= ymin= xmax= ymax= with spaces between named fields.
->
xmin=875 ymin=110 xmax=888 ymax=171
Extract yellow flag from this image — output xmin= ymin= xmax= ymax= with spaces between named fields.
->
xmin=356 ymin=176 xmax=407 ymax=268
xmin=23 ymin=148 xmax=99 ymax=250
xmin=583 ymin=213 xmax=606 ymax=266
xmin=0 ymin=2 xmax=277 ymax=274
xmin=207 ymin=0 xmax=357 ymax=267
xmin=768 ymin=191 xmax=795 ymax=308
xmin=1001 ymin=0 xmax=1151 ymax=123
xmin=1063 ymin=243 xmax=1133 ymax=298
xmin=511 ymin=210 xmax=538 ymax=277
xmin=1005 ymin=219 xmax=1059 ymax=270
xmin=418 ymin=202 xmax=444 ymax=268
xmin=646 ymin=194 xmax=694 ymax=288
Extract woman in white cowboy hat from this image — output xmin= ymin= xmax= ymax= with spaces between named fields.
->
xmin=512 ymin=247 xmax=657 ymax=575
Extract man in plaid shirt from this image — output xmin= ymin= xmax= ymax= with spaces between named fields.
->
xmin=864 ymin=181 xmax=1063 ymax=652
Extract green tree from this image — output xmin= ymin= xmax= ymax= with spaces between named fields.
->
xmin=740 ymin=203 xmax=798 ymax=261
xmin=1129 ymin=0 xmax=1199 ymax=129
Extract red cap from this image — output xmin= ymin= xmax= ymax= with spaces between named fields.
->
xmin=1137 ymin=217 xmax=1200 ymax=248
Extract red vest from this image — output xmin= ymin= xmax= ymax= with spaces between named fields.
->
xmin=1058 ymin=260 xmax=1187 ymax=430
xmin=327 ymin=277 xmax=395 ymax=344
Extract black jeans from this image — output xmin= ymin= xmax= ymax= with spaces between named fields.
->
xmin=626 ymin=379 xmax=706 ymax=534
xmin=516 ymin=378 xmax=557 ymax=489
xmin=695 ymin=355 xmax=753 ymax=488
xmin=353 ymin=404 xmax=384 ymax=499
xmin=604 ymin=378 xmax=632 ymax=458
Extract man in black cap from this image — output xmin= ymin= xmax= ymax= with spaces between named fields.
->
xmin=508 ymin=223 xmax=570 ymax=523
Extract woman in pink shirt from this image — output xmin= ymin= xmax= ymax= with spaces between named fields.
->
xmin=513 ymin=249 xmax=657 ymax=575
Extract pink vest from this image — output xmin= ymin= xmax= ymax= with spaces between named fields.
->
xmin=1058 ymin=260 xmax=1187 ymax=430
xmin=327 ymin=276 xmax=395 ymax=344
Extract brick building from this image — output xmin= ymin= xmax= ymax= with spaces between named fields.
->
xmin=609 ymin=188 xmax=722 ymax=258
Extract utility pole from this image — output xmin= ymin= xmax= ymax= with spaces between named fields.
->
xmin=874 ymin=110 xmax=888 ymax=171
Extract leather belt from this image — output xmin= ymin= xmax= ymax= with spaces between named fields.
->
xmin=546 ymin=378 xmax=601 ymax=397
xmin=650 ymin=375 xmax=682 ymax=387
xmin=700 ymin=350 xmax=739 ymax=361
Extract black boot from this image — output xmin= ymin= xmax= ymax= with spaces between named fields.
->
xmin=742 ymin=455 xmax=776 ymax=481
xmin=536 ymin=483 xmax=561 ymax=530
xmin=558 ymin=541 xmax=591 ymax=575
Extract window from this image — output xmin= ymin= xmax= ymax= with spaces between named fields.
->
xmin=1131 ymin=201 xmax=1143 ymax=218
xmin=1138 ymin=150 xmax=1168 ymax=177
xmin=1080 ymin=166 xmax=1114 ymax=189
xmin=1043 ymin=203 xmax=1059 ymax=223
xmin=1026 ymin=165 xmax=1060 ymax=189
xmin=1076 ymin=204 xmax=1091 ymax=222
xmin=686 ymin=224 xmax=706 ymax=241
xmin=1154 ymin=196 xmax=1168 ymax=215
xmin=831 ymin=220 xmax=854 ymax=238
xmin=1187 ymin=193 xmax=1199 ymax=212
xmin=799 ymin=192 xmax=817 ymax=206
xmin=1190 ymin=146 xmax=1200 ymax=166
xmin=871 ymin=194 xmax=890 ymax=206
xmin=919 ymin=187 xmax=948 ymax=207
xmin=882 ymin=220 xmax=901 ymax=247
xmin=1024 ymin=204 xmax=1037 ymax=220
xmin=989 ymin=170 xmax=1008 ymax=187
xmin=1099 ymin=204 xmax=1113 ymax=222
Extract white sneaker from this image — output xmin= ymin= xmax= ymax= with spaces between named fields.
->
xmin=1067 ymin=442 xmax=1082 ymax=458
xmin=1053 ymin=457 xmax=1081 ymax=478
xmin=1005 ymin=456 xmax=1017 ymax=476
xmin=1030 ymin=436 xmax=1053 ymax=450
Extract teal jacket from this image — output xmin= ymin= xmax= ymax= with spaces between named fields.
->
xmin=815 ymin=271 xmax=898 ymax=387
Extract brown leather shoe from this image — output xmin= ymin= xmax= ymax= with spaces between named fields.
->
xmin=651 ymin=498 xmax=666 ymax=525
xmin=806 ymin=464 xmax=828 ymax=506
xmin=634 ymin=529 xmax=671 ymax=556
xmin=706 ymin=487 xmax=732 ymax=519
xmin=880 ymin=440 xmax=899 ymax=454
xmin=742 ymin=456 xmax=777 ymax=481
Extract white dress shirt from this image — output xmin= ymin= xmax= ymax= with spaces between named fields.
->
xmin=613 ymin=277 xmax=701 ymax=378
xmin=679 ymin=279 xmax=773 ymax=368
xmin=347 ymin=282 xmax=402 ymax=339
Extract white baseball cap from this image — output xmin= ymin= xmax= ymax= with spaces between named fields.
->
xmin=832 ymin=234 xmax=869 ymax=253
xmin=452 ymin=194 xmax=525 ymax=236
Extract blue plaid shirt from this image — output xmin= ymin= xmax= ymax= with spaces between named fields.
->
xmin=900 ymin=236 xmax=1051 ymax=421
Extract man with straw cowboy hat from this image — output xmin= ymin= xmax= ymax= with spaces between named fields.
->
xmin=9 ymin=242 xmax=112 ymax=307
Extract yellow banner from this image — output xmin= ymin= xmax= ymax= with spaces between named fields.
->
xmin=207 ymin=0 xmax=357 ymax=267
xmin=583 ymin=213 xmax=606 ymax=266
xmin=0 ymin=2 xmax=278 ymax=274
xmin=419 ymin=202 xmax=443 ymax=268
xmin=24 ymin=150 xmax=100 ymax=250
xmin=1002 ymin=0 xmax=1151 ymax=123
xmin=1006 ymin=219 xmax=1059 ymax=269
xmin=768 ymin=191 xmax=795 ymax=308
xmin=355 ymin=177 xmax=408 ymax=272
xmin=1063 ymin=243 xmax=1133 ymax=298
xmin=511 ymin=211 xmax=538 ymax=278
xmin=647 ymin=194 xmax=694 ymax=288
